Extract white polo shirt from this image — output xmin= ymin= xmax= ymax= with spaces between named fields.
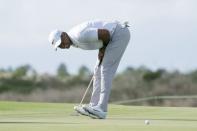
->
xmin=67 ymin=20 xmax=118 ymax=50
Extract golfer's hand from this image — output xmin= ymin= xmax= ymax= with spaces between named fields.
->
xmin=98 ymin=29 xmax=110 ymax=47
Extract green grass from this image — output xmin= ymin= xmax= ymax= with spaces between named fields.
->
xmin=0 ymin=101 xmax=197 ymax=131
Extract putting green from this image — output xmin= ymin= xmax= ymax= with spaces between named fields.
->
xmin=0 ymin=101 xmax=197 ymax=131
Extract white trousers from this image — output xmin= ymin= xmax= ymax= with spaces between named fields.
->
xmin=89 ymin=24 xmax=130 ymax=112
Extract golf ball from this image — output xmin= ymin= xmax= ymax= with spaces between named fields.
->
xmin=145 ymin=120 xmax=150 ymax=125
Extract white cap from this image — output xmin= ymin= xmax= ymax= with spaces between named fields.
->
xmin=48 ymin=29 xmax=62 ymax=50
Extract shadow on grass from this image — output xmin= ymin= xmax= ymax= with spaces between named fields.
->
xmin=0 ymin=121 xmax=81 ymax=124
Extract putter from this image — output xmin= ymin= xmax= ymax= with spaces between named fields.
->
xmin=70 ymin=75 xmax=94 ymax=116
xmin=71 ymin=58 xmax=103 ymax=116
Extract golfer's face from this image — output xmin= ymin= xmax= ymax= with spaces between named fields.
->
xmin=59 ymin=33 xmax=71 ymax=49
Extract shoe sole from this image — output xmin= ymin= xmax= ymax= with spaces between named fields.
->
xmin=84 ymin=108 xmax=105 ymax=119
xmin=85 ymin=109 xmax=100 ymax=119
xmin=75 ymin=108 xmax=99 ymax=119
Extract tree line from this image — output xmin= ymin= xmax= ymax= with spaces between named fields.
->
xmin=0 ymin=64 xmax=197 ymax=107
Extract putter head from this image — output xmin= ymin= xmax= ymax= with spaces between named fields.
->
xmin=70 ymin=105 xmax=81 ymax=116
xmin=74 ymin=105 xmax=82 ymax=110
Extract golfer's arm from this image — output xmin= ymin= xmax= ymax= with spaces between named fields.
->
xmin=98 ymin=29 xmax=110 ymax=47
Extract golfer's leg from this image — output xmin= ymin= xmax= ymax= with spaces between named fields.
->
xmin=98 ymin=51 xmax=123 ymax=112
xmin=90 ymin=59 xmax=101 ymax=106
xmin=98 ymin=27 xmax=130 ymax=112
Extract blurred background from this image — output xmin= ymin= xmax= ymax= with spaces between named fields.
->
xmin=0 ymin=0 xmax=197 ymax=106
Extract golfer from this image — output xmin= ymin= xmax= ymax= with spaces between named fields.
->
xmin=48 ymin=20 xmax=130 ymax=119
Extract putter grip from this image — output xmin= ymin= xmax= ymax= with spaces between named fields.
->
xmin=98 ymin=58 xmax=103 ymax=67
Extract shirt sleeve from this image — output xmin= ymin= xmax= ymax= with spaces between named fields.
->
xmin=79 ymin=28 xmax=100 ymax=43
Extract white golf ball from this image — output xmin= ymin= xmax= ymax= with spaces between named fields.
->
xmin=145 ymin=120 xmax=150 ymax=125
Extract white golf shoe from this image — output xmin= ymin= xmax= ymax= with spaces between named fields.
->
xmin=84 ymin=106 xmax=107 ymax=119
xmin=74 ymin=105 xmax=89 ymax=116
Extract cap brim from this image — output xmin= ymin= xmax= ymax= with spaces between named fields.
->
xmin=53 ymin=39 xmax=61 ymax=51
